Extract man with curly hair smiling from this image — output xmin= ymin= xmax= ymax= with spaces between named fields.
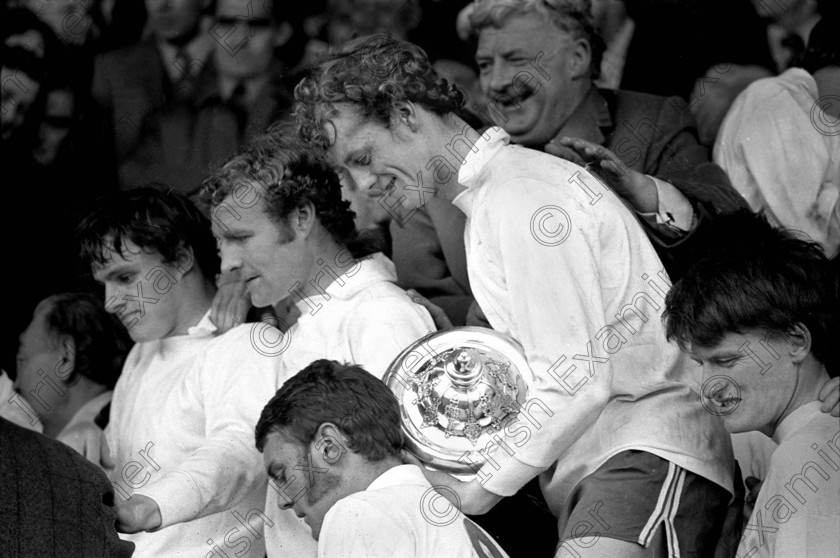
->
xmin=295 ymin=35 xmax=738 ymax=556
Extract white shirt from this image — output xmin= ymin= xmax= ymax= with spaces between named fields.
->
xmin=106 ymin=311 xmax=279 ymax=558
xmin=265 ymin=253 xmax=435 ymax=558
xmin=452 ymin=127 xmax=733 ymax=510
xmin=56 ymin=390 xmax=111 ymax=456
xmin=714 ymin=68 xmax=840 ymax=259
xmin=318 ymin=465 xmax=510 ymax=558
xmin=737 ymin=402 xmax=840 ymax=558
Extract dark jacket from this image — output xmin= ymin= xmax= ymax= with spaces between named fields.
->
xmin=0 ymin=418 xmax=135 ymax=558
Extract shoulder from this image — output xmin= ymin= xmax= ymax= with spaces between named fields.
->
xmin=765 ymin=413 xmax=840 ymax=484
xmin=611 ymin=88 xmax=672 ymax=114
xmin=205 ymin=323 xmax=282 ymax=363
xmin=1 ymin=418 xmax=108 ymax=487
xmin=731 ymin=69 xmax=815 ymax=115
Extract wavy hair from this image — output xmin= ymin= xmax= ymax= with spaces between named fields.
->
xmin=294 ymin=34 xmax=468 ymax=152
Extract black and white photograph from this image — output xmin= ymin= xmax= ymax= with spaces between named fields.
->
xmin=1 ymin=1 xmax=838 ymax=557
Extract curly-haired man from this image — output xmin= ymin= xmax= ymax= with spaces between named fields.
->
xmin=201 ymin=131 xmax=434 ymax=557
xmin=296 ymin=35 xmax=737 ymax=557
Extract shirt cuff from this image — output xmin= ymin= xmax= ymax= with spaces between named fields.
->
xmin=636 ymin=176 xmax=695 ymax=234
xmin=476 ymin=446 xmax=547 ymax=497
xmin=135 ymin=471 xmax=202 ymax=528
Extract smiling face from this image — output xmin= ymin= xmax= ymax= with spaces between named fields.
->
xmin=475 ymin=11 xmax=589 ymax=146
xmin=212 ymin=192 xmax=311 ymax=307
xmin=263 ymin=430 xmax=350 ymax=540
xmin=325 ymin=105 xmax=435 ymax=218
xmin=92 ymin=239 xmax=187 ymax=343
xmin=691 ymin=330 xmax=802 ymax=436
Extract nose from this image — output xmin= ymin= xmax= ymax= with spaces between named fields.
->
xmin=103 ymin=283 xmax=124 ymax=314
xmin=346 ymin=168 xmax=377 ymax=193
xmin=482 ymin=62 xmax=512 ymax=95
xmin=218 ymin=241 xmax=242 ymax=275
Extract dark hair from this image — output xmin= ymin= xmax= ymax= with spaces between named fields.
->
xmin=38 ymin=293 xmax=132 ymax=390
xmin=663 ymin=213 xmax=838 ymax=366
xmin=294 ymin=34 xmax=468 ymax=152
xmin=201 ymin=128 xmax=374 ymax=258
xmin=77 ymin=186 xmax=220 ymax=281
xmin=800 ymin=16 xmax=839 ymax=74
xmin=255 ymin=359 xmax=403 ymax=461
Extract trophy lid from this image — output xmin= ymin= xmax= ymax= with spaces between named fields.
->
xmin=383 ymin=327 xmax=531 ymax=478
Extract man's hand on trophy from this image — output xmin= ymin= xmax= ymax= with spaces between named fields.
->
xmin=400 ymin=449 xmax=503 ymax=515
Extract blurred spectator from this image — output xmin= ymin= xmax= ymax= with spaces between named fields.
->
xmin=1 ymin=7 xmax=82 ymax=378
xmin=0 ymin=418 xmax=135 ymax=558
xmin=20 ymin=0 xmax=103 ymax=47
xmin=714 ymin=17 xmax=840 ymax=260
xmin=90 ymin=0 xmax=214 ymax=190
xmin=123 ymin=0 xmax=295 ymax=196
xmin=297 ymin=0 xmax=421 ymax=67
xmin=33 ymin=78 xmax=76 ymax=167
xmin=1 ymin=7 xmax=58 ymax=148
xmin=11 ymin=293 xmax=131 ymax=459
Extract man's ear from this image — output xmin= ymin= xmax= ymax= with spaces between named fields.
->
xmin=172 ymin=245 xmax=197 ymax=277
xmin=785 ymin=323 xmax=812 ymax=364
xmin=288 ymin=202 xmax=317 ymax=239
xmin=314 ymin=422 xmax=350 ymax=464
xmin=568 ymin=37 xmax=592 ymax=80
xmin=57 ymin=336 xmax=76 ymax=384
xmin=273 ymin=21 xmax=293 ymax=48
xmin=392 ymin=101 xmax=420 ymax=133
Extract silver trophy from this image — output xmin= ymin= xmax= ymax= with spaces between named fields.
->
xmin=383 ymin=327 xmax=531 ymax=479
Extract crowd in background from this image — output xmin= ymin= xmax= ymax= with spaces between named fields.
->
xmin=2 ymin=0 xmax=837 ymax=371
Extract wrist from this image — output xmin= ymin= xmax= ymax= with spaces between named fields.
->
xmin=628 ymin=174 xmax=659 ymax=213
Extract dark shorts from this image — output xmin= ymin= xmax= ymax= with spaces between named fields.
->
xmin=556 ymin=450 xmax=735 ymax=558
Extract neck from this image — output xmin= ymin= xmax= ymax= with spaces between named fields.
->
xmin=358 ymin=456 xmax=403 ymax=490
xmin=289 ymin=235 xmax=353 ymax=307
xmin=766 ymin=361 xmax=830 ymax=438
xmin=170 ymin=273 xmax=217 ymax=336
xmin=41 ymin=382 xmax=108 ymax=439
xmin=427 ymin=113 xmax=485 ymax=202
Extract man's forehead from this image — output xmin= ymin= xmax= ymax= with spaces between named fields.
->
xmin=324 ymin=105 xmax=374 ymax=163
xmin=476 ymin=11 xmax=571 ymax=55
